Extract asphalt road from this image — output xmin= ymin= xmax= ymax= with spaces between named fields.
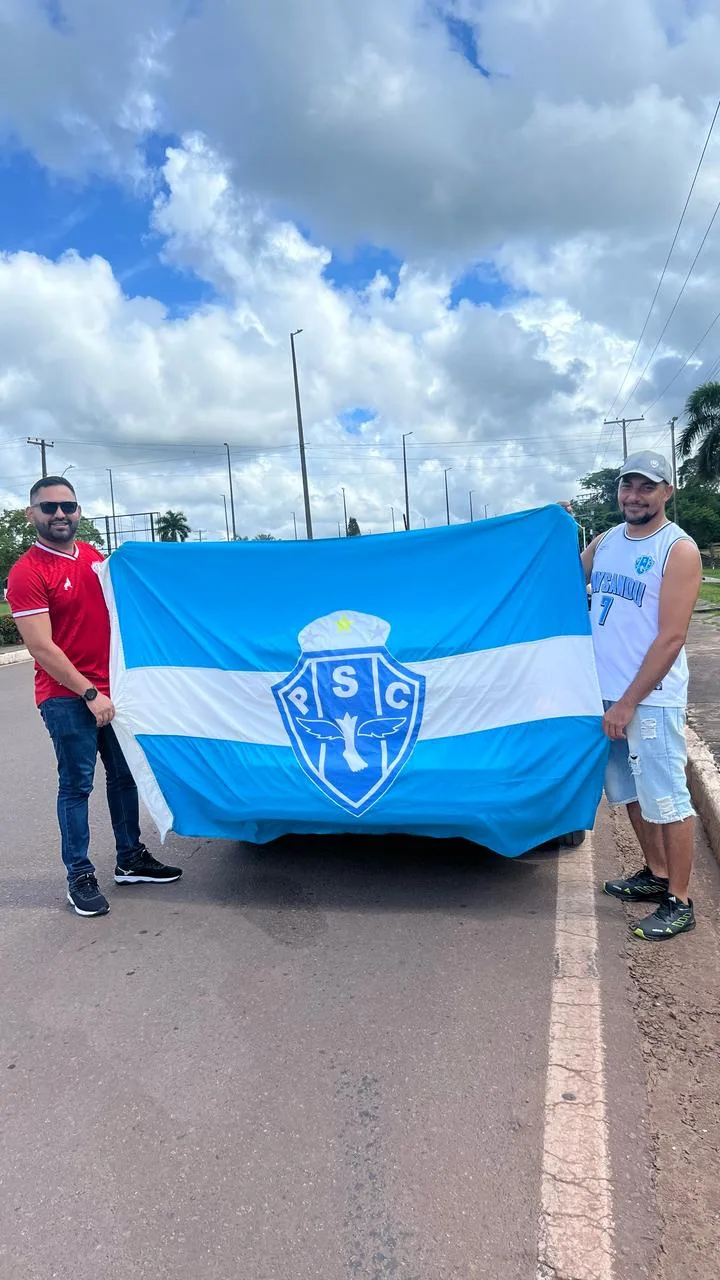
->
xmin=0 ymin=662 xmax=682 ymax=1279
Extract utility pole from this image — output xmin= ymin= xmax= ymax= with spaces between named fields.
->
xmin=222 ymin=494 xmax=230 ymax=541
xmin=603 ymin=414 xmax=644 ymax=462
xmin=469 ymin=490 xmax=474 ymax=522
xmin=444 ymin=467 xmax=452 ymax=526
xmin=292 ymin=511 xmax=298 ymax=540
xmin=669 ymin=415 xmax=679 ymax=524
xmin=402 ymin=431 xmax=413 ymax=531
xmin=27 ymin=437 xmax=54 ymax=477
xmin=106 ymin=468 xmax=118 ymax=551
xmin=390 ymin=507 xmax=396 ymax=532
xmin=290 ymin=329 xmax=313 ymax=539
xmin=197 ymin=530 xmax=206 ymax=543
xmin=224 ymin=444 xmax=237 ymax=540
xmin=341 ymin=486 xmax=348 ymax=536
xmin=484 ymin=504 xmax=488 ymax=519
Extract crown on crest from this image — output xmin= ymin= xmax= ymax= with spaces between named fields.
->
xmin=298 ymin=611 xmax=391 ymax=653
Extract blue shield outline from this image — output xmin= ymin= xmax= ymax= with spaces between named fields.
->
xmin=273 ymin=646 xmax=425 ymax=815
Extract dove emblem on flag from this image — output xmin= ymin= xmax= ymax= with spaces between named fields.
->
xmin=272 ymin=611 xmax=425 ymax=814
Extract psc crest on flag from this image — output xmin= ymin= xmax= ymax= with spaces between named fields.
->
xmin=273 ymin=611 xmax=425 ymax=815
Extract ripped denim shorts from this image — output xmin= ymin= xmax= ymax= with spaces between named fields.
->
xmin=603 ymin=701 xmax=695 ymax=825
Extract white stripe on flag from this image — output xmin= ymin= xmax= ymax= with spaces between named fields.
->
xmin=112 ymin=635 xmax=602 ymax=745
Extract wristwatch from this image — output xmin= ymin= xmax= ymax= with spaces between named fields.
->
xmin=83 ymin=687 xmax=99 ymax=703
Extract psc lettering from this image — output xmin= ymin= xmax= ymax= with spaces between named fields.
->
xmin=286 ymin=663 xmax=413 ymax=716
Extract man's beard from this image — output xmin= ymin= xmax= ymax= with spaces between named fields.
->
xmin=41 ymin=520 xmax=77 ymax=544
xmin=624 ymin=509 xmax=655 ymax=526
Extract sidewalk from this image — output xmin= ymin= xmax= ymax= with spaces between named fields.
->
xmin=0 ymin=644 xmax=31 ymax=667
xmin=686 ymin=614 xmax=720 ymax=863
xmin=687 ymin=615 xmax=720 ymax=770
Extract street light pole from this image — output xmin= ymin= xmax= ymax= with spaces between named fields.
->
xmin=107 ymin=468 xmax=118 ymax=551
xmin=391 ymin=507 xmax=396 ymax=532
xmin=222 ymin=494 xmax=230 ymax=541
xmin=292 ymin=511 xmax=298 ymax=540
xmin=669 ymin=415 xmax=679 ymax=524
xmin=402 ymin=431 xmax=413 ymax=531
xmin=444 ymin=467 xmax=452 ymax=526
xmin=290 ymin=329 xmax=313 ymax=539
xmin=224 ymin=444 xmax=237 ymax=540
xmin=341 ymin=486 xmax=348 ymax=537
xmin=469 ymin=490 xmax=474 ymax=522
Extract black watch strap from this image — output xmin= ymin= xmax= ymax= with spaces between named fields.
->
xmin=83 ymin=687 xmax=99 ymax=703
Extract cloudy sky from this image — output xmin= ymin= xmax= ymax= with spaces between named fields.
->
xmin=1 ymin=0 xmax=719 ymax=541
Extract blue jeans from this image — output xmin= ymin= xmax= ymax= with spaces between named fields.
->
xmin=40 ymin=697 xmax=142 ymax=885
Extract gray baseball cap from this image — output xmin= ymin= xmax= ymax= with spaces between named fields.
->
xmin=618 ymin=450 xmax=673 ymax=485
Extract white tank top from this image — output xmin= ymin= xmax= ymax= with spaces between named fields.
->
xmin=590 ymin=521 xmax=693 ymax=707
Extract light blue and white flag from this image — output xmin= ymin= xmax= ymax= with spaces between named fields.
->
xmin=97 ymin=506 xmax=608 ymax=856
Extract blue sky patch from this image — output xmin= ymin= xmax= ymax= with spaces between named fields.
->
xmin=324 ymin=245 xmax=402 ymax=297
xmin=0 ymin=145 xmax=215 ymax=315
xmin=40 ymin=0 xmax=68 ymax=32
xmin=338 ymin=407 xmax=377 ymax=434
xmin=450 ymin=264 xmax=522 ymax=310
xmin=442 ymin=13 xmax=491 ymax=76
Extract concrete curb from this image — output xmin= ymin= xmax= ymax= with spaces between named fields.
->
xmin=687 ymin=726 xmax=720 ymax=869
xmin=0 ymin=647 xmax=31 ymax=668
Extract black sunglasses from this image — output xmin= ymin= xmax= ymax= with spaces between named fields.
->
xmin=33 ymin=501 xmax=79 ymax=516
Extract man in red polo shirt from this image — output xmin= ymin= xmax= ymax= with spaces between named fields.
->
xmin=7 ymin=476 xmax=182 ymax=917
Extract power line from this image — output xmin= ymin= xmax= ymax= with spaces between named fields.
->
xmin=641 ymin=302 xmax=720 ymax=414
xmin=617 ymin=194 xmax=720 ymax=415
xmin=1 ymin=435 xmax=667 ymax=487
xmin=605 ymin=96 xmax=720 ymax=418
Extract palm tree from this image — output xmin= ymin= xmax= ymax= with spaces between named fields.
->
xmin=678 ymin=381 xmax=720 ymax=482
xmin=156 ymin=510 xmax=191 ymax=542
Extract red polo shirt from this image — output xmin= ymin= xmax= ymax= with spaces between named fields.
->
xmin=7 ymin=541 xmax=111 ymax=705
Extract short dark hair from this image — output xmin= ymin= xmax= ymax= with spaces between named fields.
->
xmin=29 ymin=476 xmax=77 ymax=503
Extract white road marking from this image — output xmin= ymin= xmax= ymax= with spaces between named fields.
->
xmin=537 ymin=831 xmax=615 ymax=1280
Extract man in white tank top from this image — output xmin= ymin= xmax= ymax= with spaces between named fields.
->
xmin=579 ymin=451 xmax=701 ymax=940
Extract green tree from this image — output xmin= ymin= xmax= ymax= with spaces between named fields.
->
xmin=0 ymin=510 xmax=36 ymax=581
xmin=156 ymin=510 xmax=191 ymax=542
xmin=0 ymin=509 xmax=103 ymax=581
xmin=678 ymin=381 xmax=720 ymax=482
xmin=347 ymin=516 xmax=362 ymax=537
xmin=676 ymin=487 xmax=720 ymax=548
xmin=253 ymin=533 xmax=278 ymax=541
xmin=569 ymin=469 xmax=620 ymax=539
xmin=77 ymin=517 xmax=103 ymax=549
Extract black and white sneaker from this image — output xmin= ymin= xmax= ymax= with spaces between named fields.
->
xmin=114 ymin=845 xmax=183 ymax=885
xmin=603 ymin=865 xmax=669 ymax=903
xmin=631 ymin=895 xmax=696 ymax=942
xmin=67 ymin=874 xmax=110 ymax=917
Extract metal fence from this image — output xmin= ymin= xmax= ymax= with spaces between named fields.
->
xmin=90 ymin=512 xmax=161 ymax=553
